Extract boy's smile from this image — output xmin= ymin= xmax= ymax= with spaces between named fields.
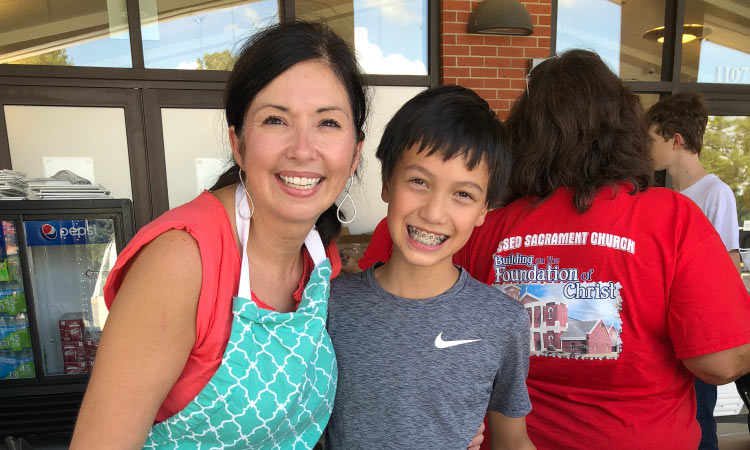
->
xmin=382 ymin=144 xmax=490 ymax=275
xmin=407 ymin=225 xmax=448 ymax=247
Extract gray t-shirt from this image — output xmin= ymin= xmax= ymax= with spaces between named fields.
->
xmin=325 ymin=266 xmax=531 ymax=450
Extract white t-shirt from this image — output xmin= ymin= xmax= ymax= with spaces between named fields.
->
xmin=680 ymin=174 xmax=740 ymax=251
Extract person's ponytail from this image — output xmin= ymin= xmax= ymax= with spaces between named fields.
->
xmin=210 ymin=163 xmax=241 ymax=191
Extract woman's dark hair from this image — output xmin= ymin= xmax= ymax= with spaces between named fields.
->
xmin=211 ymin=21 xmax=367 ymax=246
xmin=376 ymin=84 xmax=510 ymax=208
xmin=504 ymin=49 xmax=654 ymax=213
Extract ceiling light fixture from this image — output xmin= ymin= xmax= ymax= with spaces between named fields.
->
xmin=642 ymin=24 xmax=712 ymax=44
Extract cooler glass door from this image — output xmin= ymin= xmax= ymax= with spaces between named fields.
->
xmin=0 ymin=221 xmax=35 ymax=380
xmin=23 ymin=219 xmax=117 ymax=376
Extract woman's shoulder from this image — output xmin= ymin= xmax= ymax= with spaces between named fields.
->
xmin=104 ymin=191 xmax=235 ymax=308
xmin=104 ymin=229 xmax=204 ymax=310
xmin=478 ymin=197 xmax=535 ymax=229
xmin=133 ymin=191 xmax=233 ymax=248
xmin=155 ymin=191 xmax=229 ymax=228
xmin=125 ymin=229 xmax=202 ymax=281
xmin=630 ymin=186 xmax=705 ymax=216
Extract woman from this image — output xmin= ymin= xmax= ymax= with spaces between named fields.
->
xmin=362 ymin=50 xmax=750 ymax=450
xmin=463 ymin=49 xmax=750 ymax=450
xmin=71 ymin=21 xmax=365 ymax=449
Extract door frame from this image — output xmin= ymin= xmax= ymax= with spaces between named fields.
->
xmin=0 ymin=85 xmax=151 ymax=229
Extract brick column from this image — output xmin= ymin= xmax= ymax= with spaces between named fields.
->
xmin=441 ymin=0 xmax=552 ymax=119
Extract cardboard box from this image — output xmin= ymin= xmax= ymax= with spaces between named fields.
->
xmin=84 ymin=330 xmax=100 ymax=357
xmin=64 ymin=339 xmax=85 ymax=349
xmin=63 ymin=362 xmax=88 ymax=375
xmin=59 ymin=313 xmax=85 ymax=341
xmin=83 ymin=337 xmax=99 ymax=349
xmin=336 ymin=231 xmax=372 ymax=274
xmin=61 ymin=344 xmax=81 ymax=363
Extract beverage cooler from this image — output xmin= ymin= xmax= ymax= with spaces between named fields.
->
xmin=0 ymin=199 xmax=134 ymax=439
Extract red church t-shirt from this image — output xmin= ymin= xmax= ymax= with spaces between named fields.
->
xmin=363 ymin=185 xmax=750 ymax=450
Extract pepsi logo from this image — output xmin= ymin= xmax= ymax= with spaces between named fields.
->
xmin=40 ymin=224 xmax=58 ymax=241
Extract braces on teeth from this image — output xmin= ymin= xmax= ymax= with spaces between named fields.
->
xmin=408 ymin=225 xmax=447 ymax=245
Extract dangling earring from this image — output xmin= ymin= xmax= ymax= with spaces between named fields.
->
xmin=337 ymin=178 xmax=356 ymax=224
xmin=238 ymin=166 xmax=254 ymax=219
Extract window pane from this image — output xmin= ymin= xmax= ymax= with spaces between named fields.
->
xmin=637 ymin=93 xmax=661 ymax=112
xmin=295 ymin=0 xmax=428 ymax=75
xmin=702 ymin=115 xmax=749 ymax=226
xmin=0 ymin=0 xmax=132 ymax=67
xmin=162 ymin=108 xmax=232 ymax=208
xmin=556 ymin=0 xmax=665 ymax=81
xmin=681 ymin=0 xmax=750 ymax=84
xmin=4 ymin=105 xmax=133 ymax=200
xmin=347 ymin=85 xmax=426 ymax=232
xmin=140 ymin=0 xmax=279 ymax=70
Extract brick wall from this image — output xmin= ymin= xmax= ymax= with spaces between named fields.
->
xmin=441 ymin=0 xmax=552 ymax=119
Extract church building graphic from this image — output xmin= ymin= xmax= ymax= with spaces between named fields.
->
xmin=501 ymin=284 xmax=621 ymax=358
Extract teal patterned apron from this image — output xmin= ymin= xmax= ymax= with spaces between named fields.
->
xmin=142 ymin=185 xmax=337 ymax=449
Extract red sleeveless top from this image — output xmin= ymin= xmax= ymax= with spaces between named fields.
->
xmin=104 ymin=191 xmax=341 ymax=422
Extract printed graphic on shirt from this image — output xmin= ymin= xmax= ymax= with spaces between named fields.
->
xmin=491 ymin=232 xmax=631 ymax=360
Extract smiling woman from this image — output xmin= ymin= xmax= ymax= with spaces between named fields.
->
xmin=70 ymin=21 xmax=367 ymax=449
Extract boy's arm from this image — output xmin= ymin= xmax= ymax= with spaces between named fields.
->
xmin=467 ymin=420 xmax=485 ymax=450
xmin=487 ymin=411 xmax=536 ymax=450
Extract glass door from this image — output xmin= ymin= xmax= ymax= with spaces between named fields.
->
xmin=0 ymin=84 xmax=151 ymax=229
xmin=0 ymin=220 xmax=34 ymax=379
xmin=702 ymin=100 xmax=750 ymax=418
xmin=23 ymin=218 xmax=118 ymax=376
xmin=703 ymin=113 xmax=748 ymax=255
xmin=702 ymin=100 xmax=750 ymax=291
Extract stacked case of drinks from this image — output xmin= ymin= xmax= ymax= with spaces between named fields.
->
xmin=59 ymin=313 xmax=99 ymax=374
xmin=0 ymin=221 xmax=34 ymax=379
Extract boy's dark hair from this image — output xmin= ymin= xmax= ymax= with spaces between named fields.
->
xmin=211 ymin=21 xmax=367 ymax=246
xmin=504 ymin=49 xmax=654 ymax=213
xmin=375 ymin=84 xmax=510 ymax=207
xmin=645 ymin=92 xmax=708 ymax=155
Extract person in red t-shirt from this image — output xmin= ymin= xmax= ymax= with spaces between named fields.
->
xmin=362 ymin=50 xmax=750 ymax=450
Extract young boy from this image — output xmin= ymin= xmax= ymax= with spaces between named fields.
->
xmin=646 ymin=92 xmax=742 ymax=450
xmin=326 ymin=85 xmax=534 ymax=449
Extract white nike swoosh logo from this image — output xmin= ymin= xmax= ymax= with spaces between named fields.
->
xmin=434 ymin=332 xmax=481 ymax=349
